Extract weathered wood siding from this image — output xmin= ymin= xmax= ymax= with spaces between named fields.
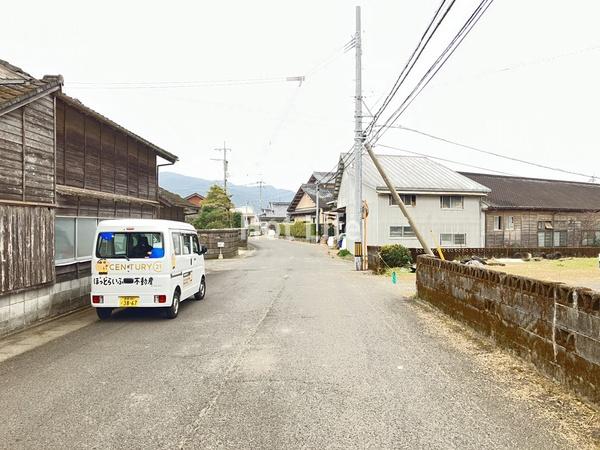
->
xmin=485 ymin=210 xmax=600 ymax=248
xmin=159 ymin=205 xmax=185 ymax=222
xmin=0 ymin=96 xmax=55 ymax=204
xmin=0 ymin=205 xmax=55 ymax=294
xmin=55 ymin=97 xmax=158 ymax=203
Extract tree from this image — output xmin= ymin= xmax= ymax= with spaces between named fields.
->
xmin=193 ymin=185 xmax=237 ymax=229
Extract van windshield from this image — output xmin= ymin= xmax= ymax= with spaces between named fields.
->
xmin=96 ymin=232 xmax=164 ymax=259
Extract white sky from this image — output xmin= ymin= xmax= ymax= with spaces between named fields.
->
xmin=3 ymin=0 xmax=600 ymax=190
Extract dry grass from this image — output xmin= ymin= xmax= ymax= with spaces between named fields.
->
xmin=411 ymin=300 xmax=600 ymax=449
xmin=486 ymin=257 xmax=600 ymax=290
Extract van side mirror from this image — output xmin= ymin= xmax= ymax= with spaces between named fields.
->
xmin=200 ymin=245 xmax=208 ymax=255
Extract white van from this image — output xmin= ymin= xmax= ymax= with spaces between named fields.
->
xmin=91 ymin=219 xmax=207 ymax=320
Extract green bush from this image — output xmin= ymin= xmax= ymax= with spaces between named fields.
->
xmin=289 ymin=221 xmax=316 ymax=239
xmin=279 ymin=223 xmax=289 ymax=236
xmin=379 ymin=244 xmax=412 ymax=268
xmin=337 ymin=249 xmax=351 ymax=257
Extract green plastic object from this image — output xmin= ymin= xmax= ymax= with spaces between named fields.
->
xmin=391 ymin=271 xmax=397 ymax=284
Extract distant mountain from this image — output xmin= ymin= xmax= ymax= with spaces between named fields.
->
xmin=159 ymin=172 xmax=295 ymax=213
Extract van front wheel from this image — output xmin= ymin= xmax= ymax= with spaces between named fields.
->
xmin=165 ymin=291 xmax=180 ymax=319
xmin=194 ymin=277 xmax=206 ymax=301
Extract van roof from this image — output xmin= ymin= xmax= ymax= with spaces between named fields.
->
xmin=97 ymin=219 xmax=196 ymax=231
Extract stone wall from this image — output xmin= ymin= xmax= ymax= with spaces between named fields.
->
xmin=416 ymin=255 xmax=600 ymax=404
xmin=0 ymin=277 xmax=90 ymax=337
xmin=368 ymin=245 xmax=600 ymax=274
xmin=197 ymin=228 xmax=241 ymax=259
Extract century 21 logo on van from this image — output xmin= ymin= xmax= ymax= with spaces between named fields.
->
xmin=96 ymin=259 xmax=163 ymax=274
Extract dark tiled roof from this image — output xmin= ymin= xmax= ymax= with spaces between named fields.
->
xmin=159 ymin=187 xmax=195 ymax=208
xmin=288 ymin=183 xmax=335 ymax=213
xmin=460 ymin=172 xmax=600 ymax=211
xmin=261 ymin=201 xmax=290 ymax=219
xmin=0 ymin=60 xmax=62 ymax=116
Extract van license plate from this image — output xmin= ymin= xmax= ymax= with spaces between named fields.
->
xmin=119 ymin=296 xmax=140 ymax=307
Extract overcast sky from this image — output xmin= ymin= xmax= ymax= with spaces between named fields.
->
xmin=3 ymin=0 xmax=600 ymax=191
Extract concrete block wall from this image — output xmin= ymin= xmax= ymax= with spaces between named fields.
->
xmin=416 ymin=255 xmax=600 ymax=404
xmin=0 ymin=277 xmax=90 ymax=337
xmin=197 ymin=229 xmax=241 ymax=259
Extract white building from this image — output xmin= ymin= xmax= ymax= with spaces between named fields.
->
xmin=335 ymin=154 xmax=490 ymax=252
xmin=234 ymin=206 xmax=259 ymax=228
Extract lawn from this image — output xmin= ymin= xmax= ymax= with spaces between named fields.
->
xmin=486 ymin=257 xmax=600 ymax=290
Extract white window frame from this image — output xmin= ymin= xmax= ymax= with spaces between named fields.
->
xmin=506 ymin=216 xmax=514 ymax=230
xmin=389 ymin=194 xmax=416 ymax=207
xmin=389 ymin=225 xmax=416 ymax=239
xmin=56 ymin=216 xmax=104 ymax=266
xmin=440 ymin=195 xmax=464 ymax=210
xmin=440 ymin=233 xmax=467 ymax=247
xmin=493 ymin=216 xmax=503 ymax=231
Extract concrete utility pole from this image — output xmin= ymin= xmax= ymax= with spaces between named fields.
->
xmin=364 ymin=143 xmax=435 ymax=256
xmin=353 ymin=5 xmax=365 ymax=271
xmin=212 ymin=141 xmax=231 ymax=194
xmin=315 ymin=182 xmax=320 ymax=243
xmin=255 ymin=180 xmax=266 ymax=212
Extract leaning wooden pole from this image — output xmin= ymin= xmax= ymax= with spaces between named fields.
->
xmin=364 ymin=143 xmax=435 ymax=257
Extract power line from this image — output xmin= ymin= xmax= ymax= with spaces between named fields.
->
xmin=67 ymin=77 xmax=293 ymax=90
xmin=385 ymin=125 xmax=597 ymax=179
xmin=369 ymin=0 xmax=495 ymax=145
xmin=366 ymin=0 xmax=456 ymax=135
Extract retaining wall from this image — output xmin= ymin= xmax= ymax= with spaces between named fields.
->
xmin=368 ymin=245 xmax=600 ymax=273
xmin=197 ymin=228 xmax=241 ymax=259
xmin=416 ymin=255 xmax=600 ymax=404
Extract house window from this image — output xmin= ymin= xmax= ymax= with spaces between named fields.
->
xmin=76 ymin=218 xmax=98 ymax=260
xmin=506 ymin=216 xmax=515 ymax=230
xmin=440 ymin=233 xmax=467 ymax=247
xmin=440 ymin=195 xmax=464 ymax=209
xmin=56 ymin=217 xmax=105 ymax=265
xmin=553 ymin=231 xmax=567 ymax=247
xmin=538 ymin=220 xmax=553 ymax=230
xmin=493 ymin=216 xmax=503 ymax=231
xmin=537 ymin=231 xmax=553 ymax=247
xmin=390 ymin=226 xmax=415 ymax=238
xmin=389 ymin=194 xmax=416 ymax=207
xmin=56 ymin=217 xmax=76 ymax=263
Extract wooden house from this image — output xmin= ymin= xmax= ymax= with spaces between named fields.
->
xmin=287 ymin=172 xmax=336 ymax=223
xmin=0 ymin=60 xmax=178 ymax=336
xmin=159 ymin=187 xmax=198 ymax=221
xmin=461 ymin=173 xmax=600 ymax=248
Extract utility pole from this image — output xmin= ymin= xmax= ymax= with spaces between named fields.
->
xmin=255 ymin=180 xmax=266 ymax=212
xmin=353 ymin=5 xmax=365 ymax=271
xmin=212 ymin=141 xmax=231 ymax=194
xmin=364 ymin=143 xmax=435 ymax=256
xmin=315 ymin=182 xmax=320 ymax=243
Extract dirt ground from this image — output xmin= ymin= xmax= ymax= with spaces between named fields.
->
xmin=486 ymin=257 xmax=600 ymax=290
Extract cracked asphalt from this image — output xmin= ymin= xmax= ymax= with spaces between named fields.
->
xmin=0 ymin=238 xmax=584 ymax=449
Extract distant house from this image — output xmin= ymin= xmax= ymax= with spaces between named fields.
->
xmin=159 ymin=187 xmax=198 ymax=222
xmin=0 ymin=59 xmax=178 ymax=336
xmin=234 ymin=206 xmax=258 ymax=228
xmin=185 ymin=192 xmax=205 ymax=207
xmin=335 ymin=154 xmax=490 ymax=252
xmin=287 ymin=172 xmax=337 ymax=229
xmin=259 ymin=201 xmax=290 ymax=223
xmin=461 ymin=173 xmax=600 ymax=248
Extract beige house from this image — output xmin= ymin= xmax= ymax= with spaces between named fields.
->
xmin=287 ymin=172 xmax=338 ymax=234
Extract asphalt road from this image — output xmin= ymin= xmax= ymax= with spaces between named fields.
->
xmin=0 ymin=239 xmax=585 ymax=449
